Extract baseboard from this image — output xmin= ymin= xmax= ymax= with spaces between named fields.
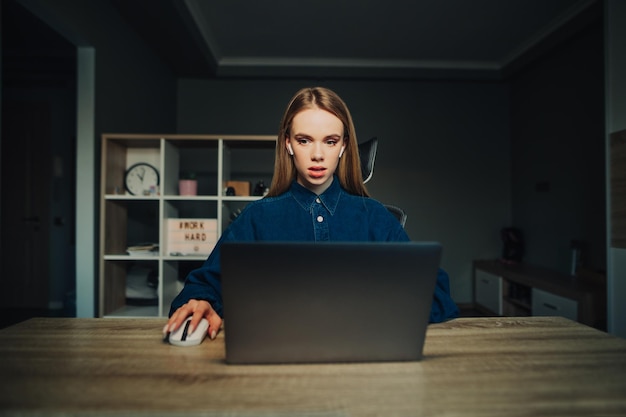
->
xmin=456 ymin=302 xmax=476 ymax=311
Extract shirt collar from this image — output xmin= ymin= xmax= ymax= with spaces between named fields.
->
xmin=290 ymin=176 xmax=342 ymax=215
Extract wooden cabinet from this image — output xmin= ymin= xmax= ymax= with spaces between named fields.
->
xmin=474 ymin=260 xmax=605 ymax=329
xmin=532 ymin=288 xmax=578 ymax=321
xmin=99 ymin=134 xmax=276 ymax=317
xmin=474 ymin=270 xmax=503 ymax=315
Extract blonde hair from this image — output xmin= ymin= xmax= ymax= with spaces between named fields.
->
xmin=266 ymin=87 xmax=369 ymax=197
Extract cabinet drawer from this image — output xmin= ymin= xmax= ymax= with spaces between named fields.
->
xmin=532 ymin=288 xmax=578 ymax=321
xmin=475 ymin=270 xmax=503 ymax=315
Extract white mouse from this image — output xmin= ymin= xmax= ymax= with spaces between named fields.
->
xmin=167 ymin=317 xmax=209 ymax=347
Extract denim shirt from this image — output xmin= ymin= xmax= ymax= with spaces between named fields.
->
xmin=170 ymin=177 xmax=458 ymax=322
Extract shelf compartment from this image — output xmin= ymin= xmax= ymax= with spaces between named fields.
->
xmin=102 ymin=137 xmax=161 ymax=196
xmin=103 ymin=199 xmax=159 ymax=255
xmin=502 ymin=281 xmax=532 ymax=316
xmin=101 ymin=259 xmax=159 ymax=317
xmin=222 ymin=139 xmax=275 ymax=196
xmin=221 ymin=200 xmax=257 ymax=232
xmin=164 ymin=139 xmax=219 ymax=196
xmin=164 ymin=199 xmax=218 ymax=219
xmin=163 ymin=200 xmax=218 ymax=257
xmin=162 ymin=260 xmax=205 ymax=315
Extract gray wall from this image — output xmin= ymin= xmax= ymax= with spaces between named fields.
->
xmin=510 ymin=21 xmax=606 ymax=275
xmin=19 ymin=0 xmax=178 ymax=133
xmin=606 ymin=0 xmax=626 ymax=336
xmin=11 ymin=0 xmax=612 ymax=318
xmin=176 ymin=22 xmax=605 ymax=306
xmin=177 ymin=79 xmax=512 ymax=304
xmin=17 ymin=0 xmax=178 ymax=316
xmin=1 ymin=0 xmax=78 ymax=310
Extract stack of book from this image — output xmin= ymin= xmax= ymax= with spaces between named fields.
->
xmin=126 ymin=243 xmax=159 ymax=256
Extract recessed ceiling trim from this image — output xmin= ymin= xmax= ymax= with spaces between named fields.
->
xmin=216 ymin=58 xmax=503 ymax=80
xmin=135 ymin=0 xmax=594 ymax=80
xmin=184 ymin=0 xmax=222 ymax=60
xmin=500 ymin=0 xmax=598 ymax=68
xmin=219 ymin=57 xmax=501 ymax=71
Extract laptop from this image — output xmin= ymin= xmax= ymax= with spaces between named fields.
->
xmin=221 ymin=241 xmax=441 ymax=364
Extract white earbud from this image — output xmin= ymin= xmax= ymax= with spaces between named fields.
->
xmin=287 ymin=144 xmax=294 ymax=156
xmin=339 ymin=146 xmax=345 ymax=158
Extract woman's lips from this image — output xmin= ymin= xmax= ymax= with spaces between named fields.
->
xmin=308 ymin=166 xmax=326 ymax=178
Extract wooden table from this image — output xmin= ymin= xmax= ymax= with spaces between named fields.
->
xmin=1 ymin=317 xmax=625 ymax=416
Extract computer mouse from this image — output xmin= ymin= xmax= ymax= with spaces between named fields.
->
xmin=167 ymin=317 xmax=209 ymax=347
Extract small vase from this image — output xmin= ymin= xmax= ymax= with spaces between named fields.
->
xmin=179 ymin=179 xmax=198 ymax=196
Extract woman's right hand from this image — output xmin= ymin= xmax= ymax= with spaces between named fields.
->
xmin=163 ymin=299 xmax=222 ymax=340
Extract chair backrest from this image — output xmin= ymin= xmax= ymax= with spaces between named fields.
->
xmin=385 ymin=204 xmax=407 ymax=228
xmin=358 ymin=137 xmax=378 ymax=184
xmin=358 ymin=138 xmax=407 ymax=227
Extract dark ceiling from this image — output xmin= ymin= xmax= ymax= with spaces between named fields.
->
xmin=2 ymin=0 xmax=76 ymax=88
xmin=2 ymin=0 xmax=602 ymax=83
xmin=110 ymin=0 xmax=601 ymax=80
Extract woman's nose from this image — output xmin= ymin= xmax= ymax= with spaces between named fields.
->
xmin=311 ymin=143 xmax=324 ymax=160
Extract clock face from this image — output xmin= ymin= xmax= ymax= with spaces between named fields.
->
xmin=124 ymin=163 xmax=160 ymax=195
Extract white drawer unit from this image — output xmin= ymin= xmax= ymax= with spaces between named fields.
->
xmin=475 ymin=270 xmax=503 ymax=315
xmin=532 ymin=288 xmax=578 ymax=321
xmin=474 ymin=260 xmax=603 ymax=328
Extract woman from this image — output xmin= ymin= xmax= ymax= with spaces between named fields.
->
xmin=165 ymin=87 xmax=457 ymax=340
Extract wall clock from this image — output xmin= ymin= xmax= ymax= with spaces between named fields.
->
xmin=124 ymin=162 xmax=160 ymax=195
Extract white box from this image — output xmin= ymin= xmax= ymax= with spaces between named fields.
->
xmin=165 ymin=218 xmax=217 ymax=256
xmin=475 ymin=270 xmax=503 ymax=315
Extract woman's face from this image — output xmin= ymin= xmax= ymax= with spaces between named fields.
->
xmin=286 ymin=108 xmax=345 ymax=195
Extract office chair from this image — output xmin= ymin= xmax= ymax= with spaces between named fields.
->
xmin=383 ymin=204 xmax=408 ymax=228
xmin=358 ymin=137 xmax=378 ymax=184
xmin=358 ymin=137 xmax=408 ymax=227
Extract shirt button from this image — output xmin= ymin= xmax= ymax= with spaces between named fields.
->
xmin=315 ymin=198 xmax=321 ymax=203
xmin=317 ymin=215 xmax=324 ymax=223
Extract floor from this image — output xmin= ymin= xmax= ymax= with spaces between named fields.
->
xmin=458 ymin=306 xmax=490 ymax=318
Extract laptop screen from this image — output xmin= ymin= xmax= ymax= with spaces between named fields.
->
xmin=221 ymin=241 xmax=442 ymax=364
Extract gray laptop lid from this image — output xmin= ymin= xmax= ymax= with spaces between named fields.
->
xmin=221 ymin=241 xmax=441 ymax=364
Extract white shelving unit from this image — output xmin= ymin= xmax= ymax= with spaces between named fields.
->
xmin=99 ymin=134 xmax=276 ymax=317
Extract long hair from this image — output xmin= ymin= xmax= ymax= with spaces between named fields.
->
xmin=266 ymin=87 xmax=369 ymax=197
